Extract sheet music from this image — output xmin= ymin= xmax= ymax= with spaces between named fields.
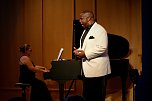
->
xmin=57 ymin=48 xmax=64 ymax=61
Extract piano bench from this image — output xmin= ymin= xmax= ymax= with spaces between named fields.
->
xmin=15 ymin=83 xmax=31 ymax=101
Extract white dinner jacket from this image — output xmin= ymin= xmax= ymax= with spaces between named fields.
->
xmin=79 ymin=22 xmax=111 ymax=77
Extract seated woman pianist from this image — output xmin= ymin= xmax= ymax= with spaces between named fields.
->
xmin=19 ymin=44 xmax=52 ymax=101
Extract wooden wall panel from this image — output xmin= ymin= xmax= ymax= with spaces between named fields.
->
xmin=0 ymin=0 xmax=43 ymax=100
xmin=129 ymin=0 xmax=142 ymax=71
xmin=42 ymin=0 xmax=74 ymax=90
xmin=97 ymin=0 xmax=131 ymax=37
xmin=23 ymin=0 xmax=43 ymax=80
xmin=96 ymin=0 xmax=142 ymax=70
xmin=75 ymin=0 xmax=95 ymax=19
xmin=42 ymin=0 xmax=74 ymax=68
xmin=23 ymin=0 xmax=43 ymax=66
xmin=0 ymin=0 xmax=25 ymax=88
xmin=0 ymin=0 xmax=25 ymax=100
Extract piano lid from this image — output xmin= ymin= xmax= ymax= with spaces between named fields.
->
xmin=108 ymin=33 xmax=129 ymax=59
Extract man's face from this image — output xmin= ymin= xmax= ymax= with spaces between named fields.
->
xmin=79 ymin=13 xmax=90 ymax=28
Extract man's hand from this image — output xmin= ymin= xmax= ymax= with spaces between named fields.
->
xmin=73 ymin=47 xmax=86 ymax=58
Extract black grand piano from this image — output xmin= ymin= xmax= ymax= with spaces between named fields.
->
xmin=44 ymin=20 xmax=130 ymax=101
xmin=107 ymin=33 xmax=129 ymax=101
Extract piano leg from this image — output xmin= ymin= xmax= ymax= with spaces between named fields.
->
xmin=121 ymin=76 xmax=127 ymax=101
xmin=58 ymin=81 xmax=65 ymax=101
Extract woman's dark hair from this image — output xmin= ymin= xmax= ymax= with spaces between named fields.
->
xmin=19 ymin=44 xmax=31 ymax=53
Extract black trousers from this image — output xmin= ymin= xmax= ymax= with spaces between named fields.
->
xmin=82 ymin=76 xmax=107 ymax=101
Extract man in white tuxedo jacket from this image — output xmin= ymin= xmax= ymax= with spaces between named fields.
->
xmin=73 ymin=10 xmax=111 ymax=101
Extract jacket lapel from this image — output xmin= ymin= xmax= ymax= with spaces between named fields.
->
xmin=82 ymin=22 xmax=97 ymax=50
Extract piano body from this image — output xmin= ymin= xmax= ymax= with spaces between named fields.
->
xmin=107 ymin=33 xmax=130 ymax=101
xmin=44 ymin=59 xmax=82 ymax=101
